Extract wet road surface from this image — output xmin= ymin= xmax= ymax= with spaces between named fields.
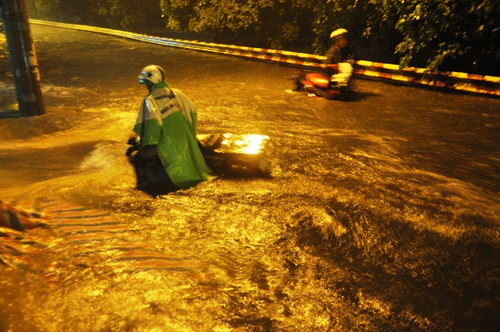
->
xmin=1 ymin=25 xmax=500 ymax=331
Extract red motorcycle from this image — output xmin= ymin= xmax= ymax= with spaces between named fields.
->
xmin=293 ymin=63 xmax=354 ymax=100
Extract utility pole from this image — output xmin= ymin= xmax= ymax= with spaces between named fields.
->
xmin=0 ymin=0 xmax=45 ymax=117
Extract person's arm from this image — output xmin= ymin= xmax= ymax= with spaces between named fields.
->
xmin=325 ymin=46 xmax=341 ymax=64
xmin=133 ymin=97 xmax=161 ymax=146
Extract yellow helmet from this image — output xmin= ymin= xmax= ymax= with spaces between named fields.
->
xmin=330 ymin=28 xmax=348 ymax=40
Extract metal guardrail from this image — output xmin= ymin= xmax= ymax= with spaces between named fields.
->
xmin=30 ymin=19 xmax=500 ymax=97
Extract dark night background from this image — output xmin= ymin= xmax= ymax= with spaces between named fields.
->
xmin=14 ymin=0 xmax=500 ymax=76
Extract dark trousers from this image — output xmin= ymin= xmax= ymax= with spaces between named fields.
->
xmin=132 ymin=145 xmax=159 ymax=187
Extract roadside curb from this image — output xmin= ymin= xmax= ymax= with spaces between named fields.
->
xmin=30 ymin=19 xmax=500 ymax=98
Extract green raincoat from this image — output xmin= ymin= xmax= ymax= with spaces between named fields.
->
xmin=133 ymin=81 xmax=213 ymax=189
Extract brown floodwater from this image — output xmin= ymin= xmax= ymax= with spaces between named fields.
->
xmin=1 ymin=24 xmax=500 ymax=332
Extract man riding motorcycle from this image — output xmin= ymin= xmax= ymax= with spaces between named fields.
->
xmin=293 ymin=28 xmax=354 ymax=99
xmin=131 ymin=65 xmax=213 ymax=190
xmin=324 ymin=28 xmax=354 ymax=89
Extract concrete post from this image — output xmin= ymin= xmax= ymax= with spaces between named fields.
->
xmin=0 ymin=0 xmax=45 ymax=117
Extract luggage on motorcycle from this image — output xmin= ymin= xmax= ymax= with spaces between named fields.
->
xmin=197 ymin=133 xmax=270 ymax=177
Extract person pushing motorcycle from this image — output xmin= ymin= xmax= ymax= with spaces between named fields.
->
xmin=131 ymin=65 xmax=213 ymax=190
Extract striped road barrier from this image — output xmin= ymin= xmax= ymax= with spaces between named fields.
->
xmin=30 ymin=20 xmax=500 ymax=97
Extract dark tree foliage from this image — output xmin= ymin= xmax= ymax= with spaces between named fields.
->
xmin=24 ymin=0 xmax=500 ymax=74
xmin=0 ymin=4 xmax=4 ymax=33
xmin=311 ymin=0 xmax=369 ymax=53
xmin=94 ymin=0 xmax=163 ymax=33
xmin=161 ymin=0 xmax=313 ymax=49
xmin=367 ymin=0 xmax=500 ymax=74
xmin=28 ymin=0 xmax=163 ymax=33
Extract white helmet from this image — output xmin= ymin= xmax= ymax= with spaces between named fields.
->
xmin=330 ymin=28 xmax=348 ymax=40
xmin=138 ymin=65 xmax=165 ymax=84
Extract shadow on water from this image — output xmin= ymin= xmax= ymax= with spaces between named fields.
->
xmin=0 ymin=110 xmax=19 ymax=119
xmin=289 ymin=198 xmax=500 ymax=331
xmin=0 ymin=141 xmax=101 ymax=185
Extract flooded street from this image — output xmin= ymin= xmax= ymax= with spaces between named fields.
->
xmin=1 ymin=25 xmax=500 ymax=331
